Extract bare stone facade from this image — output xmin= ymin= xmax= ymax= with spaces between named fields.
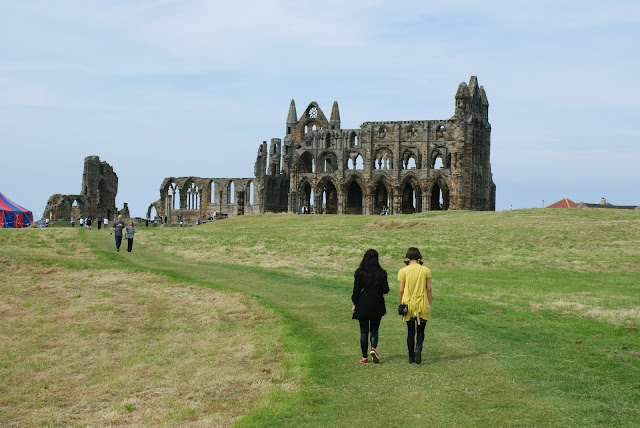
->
xmin=150 ymin=76 xmax=495 ymax=224
xmin=44 ymin=156 xmax=125 ymax=221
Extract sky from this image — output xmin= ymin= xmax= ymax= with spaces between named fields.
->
xmin=1 ymin=0 xmax=639 ymax=217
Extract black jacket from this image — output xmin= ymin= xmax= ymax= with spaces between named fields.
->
xmin=351 ymin=271 xmax=389 ymax=320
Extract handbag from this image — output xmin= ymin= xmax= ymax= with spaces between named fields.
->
xmin=398 ymin=304 xmax=408 ymax=315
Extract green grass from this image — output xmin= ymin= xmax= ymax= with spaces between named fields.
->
xmin=2 ymin=208 xmax=639 ymax=426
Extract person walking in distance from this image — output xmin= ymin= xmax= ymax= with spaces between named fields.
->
xmin=112 ymin=214 xmax=125 ymax=252
xmin=351 ymin=249 xmax=389 ymax=363
xmin=125 ymin=220 xmax=135 ymax=252
xmin=398 ymin=247 xmax=432 ymax=364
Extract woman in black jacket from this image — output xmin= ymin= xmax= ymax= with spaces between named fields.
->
xmin=351 ymin=249 xmax=390 ymax=363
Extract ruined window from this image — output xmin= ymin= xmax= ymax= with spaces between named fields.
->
xmin=186 ymin=182 xmax=200 ymax=210
xmin=379 ymin=126 xmax=386 ymax=138
xmin=353 ymin=154 xmax=364 ymax=170
xmin=404 ymin=155 xmax=416 ymax=170
xmin=349 ymin=132 xmax=358 ymax=148
xmin=436 ymin=125 xmax=445 ymax=139
xmin=299 ymin=152 xmax=314 ymax=173
xmin=168 ymin=183 xmax=179 ymax=210
xmin=309 ymin=107 xmax=317 ymax=118
xmin=210 ymin=182 xmax=215 ymax=203
xmin=408 ymin=126 xmax=417 ymax=137
xmin=287 ymin=126 xmax=291 ymax=134
xmin=248 ymin=181 xmax=254 ymax=205
xmin=433 ymin=156 xmax=443 ymax=169
xmin=228 ymin=181 xmax=235 ymax=204
xmin=325 ymin=133 xmax=331 ymax=148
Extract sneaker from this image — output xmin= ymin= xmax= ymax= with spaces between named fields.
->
xmin=370 ymin=348 xmax=379 ymax=363
xmin=359 ymin=358 xmax=368 ymax=364
xmin=415 ymin=350 xmax=422 ymax=365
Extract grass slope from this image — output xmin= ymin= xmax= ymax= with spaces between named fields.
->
xmin=2 ymin=208 xmax=639 ymax=427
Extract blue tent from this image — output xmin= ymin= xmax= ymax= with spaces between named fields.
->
xmin=0 ymin=192 xmax=33 ymax=228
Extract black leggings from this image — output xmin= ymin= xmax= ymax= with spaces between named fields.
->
xmin=359 ymin=317 xmax=381 ymax=358
xmin=406 ymin=319 xmax=427 ymax=355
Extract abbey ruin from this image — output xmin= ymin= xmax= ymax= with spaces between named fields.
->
xmin=149 ymin=76 xmax=495 ymax=224
xmin=44 ymin=156 xmax=129 ymax=221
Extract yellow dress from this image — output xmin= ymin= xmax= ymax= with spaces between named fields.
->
xmin=397 ymin=264 xmax=431 ymax=322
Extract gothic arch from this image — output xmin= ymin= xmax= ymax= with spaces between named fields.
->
xmin=183 ymin=178 xmax=200 ymax=210
xmin=298 ymin=179 xmax=313 ymax=211
xmin=349 ymin=131 xmax=359 ymax=148
xmin=372 ymin=175 xmax=393 ymax=215
xmin=430 ymin=146 xmax=451 ymax=169
xmin=298 ymin=151 xmax=314 ymax=173
xmin=316 ymin=176 xmax=339 ymax=214
xmin=318 ymin=151 xmax=339 ymax=173
xmin=400 ymin=174 xmax=422 ymax=214
xmin=401 ymin=148 xmax=420 ymax=170
xmin=344 ymin=175 xmax=366 ymax=215
xmin=427 ymin=177 xmax=450 ymax=211
xmin=374 ymin=147 xmax=394 ymax=170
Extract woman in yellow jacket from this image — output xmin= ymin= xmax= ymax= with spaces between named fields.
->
xmin=398 ymin=247 xmax=432 ymax=364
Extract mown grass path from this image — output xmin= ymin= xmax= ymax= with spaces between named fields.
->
xmin=84 ymin=215 xmax=640 ymax=427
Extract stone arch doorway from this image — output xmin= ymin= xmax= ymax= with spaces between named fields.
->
xmin=430 ymin=182 xmax=450 ymax=210
xmin=373 ymin=180 xmax=390 ymax=215
xmin=320 ymin=180 xmax=338 ymax=214
xmin=299 ymin=181 xmax=312 ymax=212
xmin=346 ymin=180 xmax=364 ymax=214
xmin=401 ymin=181 xmax=421 ymax=214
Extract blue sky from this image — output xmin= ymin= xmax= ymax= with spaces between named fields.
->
xmin=1 ymin=0 xmax=639 ymax=217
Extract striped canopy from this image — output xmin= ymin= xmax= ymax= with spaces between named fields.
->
xmin=0 ymin=192 xmax=33 ymax=228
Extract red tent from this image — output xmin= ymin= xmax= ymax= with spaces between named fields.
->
xmin=0 ymin=192 xmax=33 ymax=228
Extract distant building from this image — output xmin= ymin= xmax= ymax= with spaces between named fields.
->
xmin=547 ymin=197 xmax=638 ymax=210
xmin=547 ymin=198 xmax=578 ymax=209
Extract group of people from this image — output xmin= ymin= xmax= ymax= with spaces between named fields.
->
xmin=71 ymin=216 xmax=109 ymax=229
xmin=351 ymin=247 xmax=432 ymax=364
xmin=379 ymin=206 xmax=390 ymax=215
xmin=296 ymin=205 xmax=311 ymax=214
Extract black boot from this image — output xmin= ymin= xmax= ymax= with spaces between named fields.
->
xmin=415 ymin=349 xmax=422 ymax=364
xmin=408 ymin=351 xmax=415 ymax=364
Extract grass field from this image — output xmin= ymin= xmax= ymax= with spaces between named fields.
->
xmin=1 ymin=208 xmax=639 ymax=426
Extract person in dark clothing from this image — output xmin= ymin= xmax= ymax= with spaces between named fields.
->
xmin=351 ymin=249 xmax=389 ymax=363
xmin=112 ymin=214 xmax=125 ymax=252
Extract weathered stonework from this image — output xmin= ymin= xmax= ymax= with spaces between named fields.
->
xmin=150 ymin=76 xmax=495 ymax=224
xmin=44 ymin=156 xmax=123 ymax=221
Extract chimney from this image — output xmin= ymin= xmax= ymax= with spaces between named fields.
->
xmin=600 ymin=198 xmax=606 ymax=205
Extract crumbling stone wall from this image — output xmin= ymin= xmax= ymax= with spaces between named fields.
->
xmin=151 ymin=76 xmax=495 ymax=223
xmin=44 ymin=156 xmax=124 ymax=221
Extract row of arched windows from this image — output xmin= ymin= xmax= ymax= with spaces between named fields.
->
xmin=298 ymin=151 xmax=450 ymax=173
xmin=165 ymin=181 xmax=255 ymax=210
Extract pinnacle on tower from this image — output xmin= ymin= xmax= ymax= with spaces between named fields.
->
xmin=330 ymin=101 xmax=341 ymax=129
xmin=286 ymin=99 xmax=297 ymax=134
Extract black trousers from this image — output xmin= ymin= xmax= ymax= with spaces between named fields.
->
xmin=115 ymin=235 xmax=122 ymax=250
xmin=406 ymin=319 xmax=427 ymax=356
xmin=358 ymin=317 xmax=381 ymax=358
xmin=127 ymin=238 xmax=134 ymax=252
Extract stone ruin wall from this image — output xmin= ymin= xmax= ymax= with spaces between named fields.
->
xmin=43 ymin=156 xmax=128 ymax=221
xmin=150 ymin=76 xmax=495 ymax=224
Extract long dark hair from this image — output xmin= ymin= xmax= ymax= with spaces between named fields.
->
xmin=355 ymin=249 xmax=387 ymax=288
